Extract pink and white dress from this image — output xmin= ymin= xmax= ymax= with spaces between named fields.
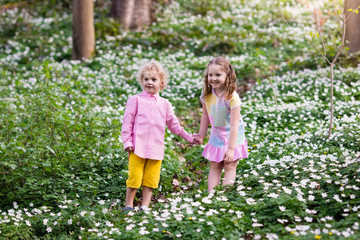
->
xmin=200 ymin=90 xmax=248 ymax=162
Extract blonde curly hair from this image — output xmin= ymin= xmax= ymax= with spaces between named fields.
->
xmin=136 ymin=60 xmax=170 ymax=90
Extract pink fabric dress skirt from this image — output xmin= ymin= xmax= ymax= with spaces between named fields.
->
xmin=202 ymin=119 xmax=249 ymax=162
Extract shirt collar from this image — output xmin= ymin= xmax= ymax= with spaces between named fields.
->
xmin=141 ymin=90 xmax=160 ymax=101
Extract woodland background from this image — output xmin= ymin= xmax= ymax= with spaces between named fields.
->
xmin=0 ymin=0 xmax=360 ymax=239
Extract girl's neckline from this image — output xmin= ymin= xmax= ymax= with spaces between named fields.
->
xmin=213 ymin=89 xmax=224 ymax=98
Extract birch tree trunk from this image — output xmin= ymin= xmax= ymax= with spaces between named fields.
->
xmin=72 ymin=0 xmax=95 ymax=60
xmin=344 ymin=0 xmax=360 ymax=53
xmin=109 ymin=0 xmax=152 ymax=30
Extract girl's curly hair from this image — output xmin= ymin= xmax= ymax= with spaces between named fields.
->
xmin=136 ymin=60 xmax=170 ymax=90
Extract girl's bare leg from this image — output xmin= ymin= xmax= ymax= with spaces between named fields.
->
xmin=223 ymin=160 xmax=239 ymax=186
xmin=208 ymin=161 xmax=224 ymax=192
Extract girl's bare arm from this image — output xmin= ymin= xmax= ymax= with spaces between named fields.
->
xmin=224 ymin=106 xmax=240 ymax=163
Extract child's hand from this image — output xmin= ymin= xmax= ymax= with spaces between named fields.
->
xmin=125 ymin=146 xmax=134 ymax=152
xmin=192 ymin=134 xmax=203 ymax=145
xmin=223 ymin=149 xmax=234 ymax=164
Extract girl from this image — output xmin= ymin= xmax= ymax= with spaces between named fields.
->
xmin=196 ymin=57 xmax=248 ymax=192
xmin=121 ymin=60 xmax=199 ymax=211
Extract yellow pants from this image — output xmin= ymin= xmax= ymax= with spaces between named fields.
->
xmin=126 ymin=152 xmax=162 ymax=189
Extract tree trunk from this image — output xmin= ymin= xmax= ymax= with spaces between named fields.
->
xmin=109 ymin=0 xmax=152 ymax=30
xmin=72 ymin=0 xmax=95 ymax=60
xmin=344 ymin=0 xmax=360 ymax=53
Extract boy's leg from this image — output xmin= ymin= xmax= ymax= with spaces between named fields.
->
xmin=142 ymin=159 xmax=162 ymax=207
xmin=208 ymin=161 xmax=224 ymax=192
xmin=125 ymin=187 xmax=137 ymax=208
xmin=125 ymin=153 xmax=145 ymax=208
xmin=141 ymin=186 xmax=153 ymax=207
xmin=223 ymin=160 xmax=239 ymax=186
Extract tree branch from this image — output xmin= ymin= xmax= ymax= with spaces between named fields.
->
xmin=279 ymin=9 xmax=331 ymax=65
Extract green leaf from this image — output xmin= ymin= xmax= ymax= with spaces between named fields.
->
xmin=42 ymin=161 xmax=51 ymax=167
xmin=0 ymin=142 xmax=5 ymax=151
xmin=17 ymin=146 xmax=26 ymax=152
xmin=46 ymin=145 xmax=56 ymax=155
xmin=9 ymin=163 xmax=17 ymax=170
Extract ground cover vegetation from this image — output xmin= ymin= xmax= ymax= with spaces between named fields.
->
xmin=0 ymin=0 xmax=359 ymax=239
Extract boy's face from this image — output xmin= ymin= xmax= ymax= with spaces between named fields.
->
xmin=142 ymin=71 xmax=163 ymax=95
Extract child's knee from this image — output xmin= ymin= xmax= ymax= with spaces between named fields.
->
xmin=224 ymin=161 xmax=238 ymax=171
xmin=210 ymin=161 xmax=224 ymax=170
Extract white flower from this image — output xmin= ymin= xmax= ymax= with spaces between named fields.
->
xmin=236 ymin=211 xmax=244 ymax=218
xmin=295 ymin=225 xmax=310 ymax=231
xmin=266 ymin=233 xmax=279 ymax=240
xmin=126 ymin=224 xmax=135 ymax=230
xmin=98 ymin=200 xmax=105 ymax=205
xmin=246 ymin=198 xmax=257 ymax=205
xmin=277 ymin=219 xmax=288 ymax=224
xmin=139 ymin=227 xmax=150 ymax=235
xmin=279 ymin=206 xmax=286 ymax=212
xmin=282 ymin=187 xmax=292 ymax=194
xmin=106 ymin=221 xmax=114 ymax=227
xmin=294 ymin=216 xmax=302 ymax=222
xmin=333 ymin=195 xmax=342 ymax=203
xmin=67 ymin=219 xmax=72 ymax=225
xmin=202 ymin=197 xmax=212 ymax=204
xmin=305 ymin=209 xmax=317 ymax=214
xmin=102 ymin=208 xmax=108 ymax=214
xmin=43 ymin=218 xmax=48 ymax=225
xmin=25 ymin=220 xmax=31 ymax=226
xmin=268 ymin=193 xmax=279 ymax=199
xmin=46 ymin=227 xmax=52 ymax=233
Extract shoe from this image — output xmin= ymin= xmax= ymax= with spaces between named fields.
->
xmin=140 ymin=206 xmax=149 ymax=212
xmin=123 ymin=206 xmax=133 ymax=212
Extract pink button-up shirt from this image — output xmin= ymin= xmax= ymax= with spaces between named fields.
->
xmin=121 ymin=91 xmax=194 ymax=160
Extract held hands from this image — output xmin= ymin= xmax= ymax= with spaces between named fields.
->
xmin=192 ymin=134 xmax=203 ymax=145
xmin=125 ymin=146 xmax=134 ymax=152
xmin=223 ymin=148 xmax=234 ymax=164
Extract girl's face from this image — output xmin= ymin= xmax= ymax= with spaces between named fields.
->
xmin=142 ymin=71 xmax=163 ymax=95
xmin=207 ymin=64 xmax=227 ymax=93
